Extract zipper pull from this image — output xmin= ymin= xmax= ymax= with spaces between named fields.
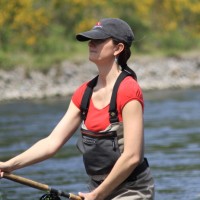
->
xmin=112 ymin=140 xmax=116 ymax=151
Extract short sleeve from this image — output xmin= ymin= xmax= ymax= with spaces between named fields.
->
xmin=117 ymin=76 xmax=144 ymax=112
xmin=71 ymin=82 xmax=88 ymax=109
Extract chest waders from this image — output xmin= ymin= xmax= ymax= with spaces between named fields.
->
xmin=76 ymin=71 xmax=149 ymax=181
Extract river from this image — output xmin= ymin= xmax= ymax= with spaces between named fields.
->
xmin=0 ymin=88 xmax=200 ymax=200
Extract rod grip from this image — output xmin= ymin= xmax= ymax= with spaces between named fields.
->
xmin=3 ymin=172 xmax=49 ymax=192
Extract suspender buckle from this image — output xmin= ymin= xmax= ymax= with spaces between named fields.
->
xmin=109 ymin=111 xmax=119 ymax=123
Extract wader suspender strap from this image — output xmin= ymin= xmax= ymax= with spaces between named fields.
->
xmin=80 ymin=71 xmax=130 ymax=123
xmin=109 ymin=71 xmax=129 ymax=123
xmin=80 ymin=76 xmax=98 ymax=121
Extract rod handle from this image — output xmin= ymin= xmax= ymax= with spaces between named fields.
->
xmin=3 ymin=172 xmax=49 ymax=192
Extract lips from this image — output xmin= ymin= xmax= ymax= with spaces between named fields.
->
xmin=89 ymin=48 xmax=96 ymax=53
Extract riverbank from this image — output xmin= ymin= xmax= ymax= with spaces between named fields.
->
xmin=0 ymin=52 xmax=200 ymax=101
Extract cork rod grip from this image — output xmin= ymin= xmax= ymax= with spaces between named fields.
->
xmin=3 ymin=172 xmax=49 ymax=191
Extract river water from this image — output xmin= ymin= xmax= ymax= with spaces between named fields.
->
xmin=0 ymin=88 xmax=199 ymax=200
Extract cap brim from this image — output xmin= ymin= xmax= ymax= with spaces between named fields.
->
xmin=76 ymin=29 xmax=109 ymax=41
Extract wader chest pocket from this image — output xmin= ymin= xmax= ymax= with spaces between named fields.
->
xmin=77 ymin=130 xmax=121 ymax=175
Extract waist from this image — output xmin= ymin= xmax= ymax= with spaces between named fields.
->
xmin=126 ymin=157 xmax=149 ymax=181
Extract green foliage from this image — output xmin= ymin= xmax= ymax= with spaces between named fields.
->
xmin=0 ymin=0 xmax=200 ymax=70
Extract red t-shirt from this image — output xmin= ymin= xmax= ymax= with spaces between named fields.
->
xmin=72 ymin=76 xmax=144 ymax=132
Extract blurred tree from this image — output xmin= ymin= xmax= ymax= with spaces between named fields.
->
xmin=0 ymin=0 xmax=49 ymax=50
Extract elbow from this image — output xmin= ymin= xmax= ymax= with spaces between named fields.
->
xmin=130 ymin=155 xmax=141 ymax=167
xmin=125 ymin=154 xmax=141 ymax=169
xmin=44 ymin=137 xmax=62 ymax=157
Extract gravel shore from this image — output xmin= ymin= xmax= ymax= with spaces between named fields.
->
xmin=0 ymin=53 xmax=200 ymax=101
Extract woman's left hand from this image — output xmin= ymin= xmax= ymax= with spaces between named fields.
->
xmin=78 ymin=191 xmax=104 ymax=200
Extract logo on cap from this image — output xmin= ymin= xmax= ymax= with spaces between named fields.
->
xmin=93 ymin=21 xmax=102 ymax=29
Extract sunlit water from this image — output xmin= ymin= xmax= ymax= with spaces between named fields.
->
xmin=0 ymin=88 xmax=200 ymax=200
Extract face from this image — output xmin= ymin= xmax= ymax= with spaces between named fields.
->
xmin=88 ymin=38 xmax=117 ymax=64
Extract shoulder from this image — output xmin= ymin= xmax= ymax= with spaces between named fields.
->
xmin=119 ymin=76 xmax=143 ymax=96
xmin=117 ymin=76 xmax=144 ymax=110
xmin=71 ymin=81 xmax=88 ymax=108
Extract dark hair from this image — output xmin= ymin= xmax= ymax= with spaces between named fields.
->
xmin=112 ymin=39 xmax=137 ymax=81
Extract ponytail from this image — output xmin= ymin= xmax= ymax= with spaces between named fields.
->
xmin=122 ymin=64 xmax=137 ymax=81
xmin=113 ymin=39 xmax=137 ymax=81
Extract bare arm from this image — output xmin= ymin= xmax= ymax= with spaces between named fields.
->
xmin=0 ymin=101 xmax=81 ymax=172
xmin=80 ymin=100 xmax=144 ymax=200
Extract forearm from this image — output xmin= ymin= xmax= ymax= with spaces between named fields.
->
xmin=3 ymin=102 xmax=81 ymax=172
xmin=5 ymin=137 xmax=58 ymax=172
xmin=94 ymin=153 xmax=141 ymax=199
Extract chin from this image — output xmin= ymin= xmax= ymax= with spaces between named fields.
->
xmin=89 ymin=56 xmax=96 ymax=63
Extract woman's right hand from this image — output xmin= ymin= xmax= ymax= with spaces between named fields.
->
xmin=0 ymin=162 xmax=12 ymax=177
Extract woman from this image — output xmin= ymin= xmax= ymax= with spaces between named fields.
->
xmin=0 ymin=18 xmax=154 ymax=200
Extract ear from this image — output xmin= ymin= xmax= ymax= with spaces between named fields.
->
xmin=114 ymin=43 xmax=124 ymax=56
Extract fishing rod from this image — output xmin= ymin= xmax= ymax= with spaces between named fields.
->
xmin=2 ymin=172 xmax=83 ymax=200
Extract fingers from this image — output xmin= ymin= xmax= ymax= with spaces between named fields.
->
xmin=0 ymin=162 xmax=12 ymax=173
xmin=0 ymin=162 xmax=8 ymax=178
xmin=78 ymin=192 xmax=94 ymax=200
xmin=78 ymin=192 xmax=87 ymax=199
xmin=0 ymin=171 xmax=4 ymax=178
xmin=78 ymin=192 xmax=84 ymax=197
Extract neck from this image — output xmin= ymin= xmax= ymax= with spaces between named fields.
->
xmin=96 ymin=62 xmax=121 ymax=87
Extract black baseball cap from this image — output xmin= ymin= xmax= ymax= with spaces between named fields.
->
xmin=76 ymin=18 xmax=134 ymax=47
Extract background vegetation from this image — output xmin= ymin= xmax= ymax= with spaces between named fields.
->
xmin=0 ymin=0 xmax=200 ymax=70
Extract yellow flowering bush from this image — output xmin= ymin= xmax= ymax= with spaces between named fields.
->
xmin=0 ymin=0 xmax=49 ymax=49
xmin=0 ymin=0 xmax=199 ymax=53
